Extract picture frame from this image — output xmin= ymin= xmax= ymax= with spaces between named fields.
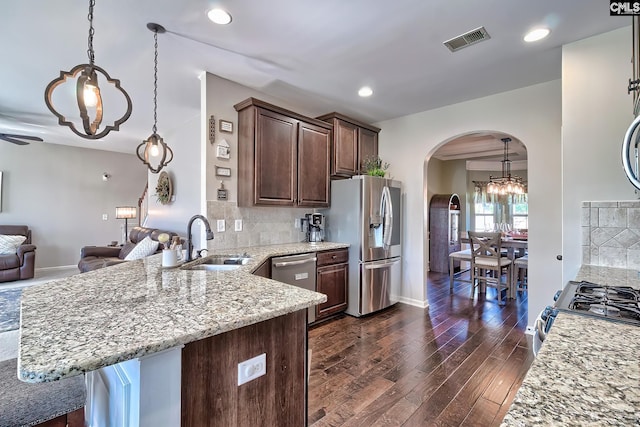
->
xmin=215 ymin=166 xmax=232 ymax=177
xmin=219 ymin=120 xmax=233 ymax=134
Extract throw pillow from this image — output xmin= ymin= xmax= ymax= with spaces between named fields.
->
xmin=123 ymin=236 xmax=159 ymax=261
xmin=0 ymin=235 xmax=27 ymax=255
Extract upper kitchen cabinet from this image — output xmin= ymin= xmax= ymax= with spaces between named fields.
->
xmin=316 ymin=112 xmax=380 ymax=178
xmin=235 ymin=98 xmax=332 ymax=207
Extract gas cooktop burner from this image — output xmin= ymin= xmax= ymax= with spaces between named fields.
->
xmin=557 ymin=281 xmax=640 ymax=325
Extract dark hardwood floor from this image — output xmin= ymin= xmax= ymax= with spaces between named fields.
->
xmin=308 ymin=271 xmax=534 ymax=427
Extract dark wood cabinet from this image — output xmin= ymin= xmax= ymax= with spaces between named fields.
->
xmin=252 ymin=258 xmax=271 ymax=278
xmin=429 ymin=194 xmax=461 ymax=274
xmin=315 ymin=248 xmax=348 ymax=320
xmin=316 ymin=112 xmax=380 ymax=178
xmin=358 ymin=127 xmax=378 ymax=173
xmin=235 ymin=98 xmax=332 ymax=207
xmin=298 ymin=121 xmax=331 ymax=206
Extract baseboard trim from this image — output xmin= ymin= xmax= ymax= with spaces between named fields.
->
xmin=397 ymin=297 xmax=429 ymax=309
xmin=35 ymin=265 xmax=77 ymax=273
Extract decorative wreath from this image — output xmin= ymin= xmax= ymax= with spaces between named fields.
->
xmin=155 ymin=171 xmax=173 ymax=205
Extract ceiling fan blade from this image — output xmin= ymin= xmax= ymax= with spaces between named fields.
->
xmin=0 ymin=135 xmax=29 ymax=145
xmin=1 ymin=133 xmax=43 ymax=142
xmin=0 ymin=133 xmax=43 ymax=145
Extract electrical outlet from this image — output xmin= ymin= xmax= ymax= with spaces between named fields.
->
xmin=238 ymin=353 xmax=266 ymax=386
xmin=294 ymin=218 xmax=300 ymax=229
xmin=217 ymin=219 xmax=225 ymax=232
xmin=102 ymin=214 xmax=108 ymax=221
xmin=235 ymin=219 xmax=243 ymax=232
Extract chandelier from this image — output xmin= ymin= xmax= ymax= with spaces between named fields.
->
xmin=136 ymin=23 xmax=173 ymax=174
xmin=44 ymin=0 xmax=132 ymax=139
xmin=486 ymin=138 xmax=526 ymax=195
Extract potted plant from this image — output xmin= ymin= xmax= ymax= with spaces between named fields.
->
xmin=362 ymin=156 xmax=390 ymax=177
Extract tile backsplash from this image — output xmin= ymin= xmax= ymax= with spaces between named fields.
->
xmin=206 ymin=201 xmax=308 ymax=250
xmin=582 ymin=201 xmax=640 ymax=269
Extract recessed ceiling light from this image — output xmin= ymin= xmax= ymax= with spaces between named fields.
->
xmin=524 ymin=28 xmax=550 ymax=43
xmin=358 ymin=86 xmax=373 ymax=97
xmin=207 ymin=8 xmax=232 ymax=25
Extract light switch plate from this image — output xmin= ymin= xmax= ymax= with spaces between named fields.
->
xmin=102 ymin=214 xmax=108 ymax=221
xmin=235 ymin=219 xmax=243 ymax=231
xmin=238 ymin=353 xmax=266 ymax=386
xmin=217 ymin=219 xmax=225 ymax=232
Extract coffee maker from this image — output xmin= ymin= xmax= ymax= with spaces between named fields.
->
xmin=305 ymin=213 xmax=324 ymax=243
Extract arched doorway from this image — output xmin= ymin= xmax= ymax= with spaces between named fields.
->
xmin=424 ymin=130 xmax=528 ymax=306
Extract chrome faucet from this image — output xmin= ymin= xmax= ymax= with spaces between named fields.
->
xmin=185 ymin=215 xmax=214 ymax=262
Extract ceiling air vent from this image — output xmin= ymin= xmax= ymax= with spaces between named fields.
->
xmin=443 ymin=26 xmax=491 ymax=52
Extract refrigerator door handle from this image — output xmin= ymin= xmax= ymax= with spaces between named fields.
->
xmin=364 ymin=258 xmax=401 ymax=269
xmin=381 ymin=186 xmax=393 ymax=249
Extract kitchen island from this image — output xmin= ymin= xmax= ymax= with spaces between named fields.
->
xmin=501 ymin=265 xmax=640 ymax=426
xmin=18 ymin=242 xmax=348 ymax=426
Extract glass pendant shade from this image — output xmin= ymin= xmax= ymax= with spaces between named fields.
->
xmin=485 ymin=137 xmax=526 ymax=197
xmin=44 ymin=0 xmax=131 ymax=139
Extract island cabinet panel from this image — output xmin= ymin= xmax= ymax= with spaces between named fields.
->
xmin=235 ymin=97 xmax=332 ymax=207
xmin=181 ymin=310 xmax=307 ymax=427
xmin=316 ymin=112 xmax=380 ymax=178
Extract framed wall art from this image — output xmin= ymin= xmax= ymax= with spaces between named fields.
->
xmin=219 ymin=120 xmax=233 ymax=134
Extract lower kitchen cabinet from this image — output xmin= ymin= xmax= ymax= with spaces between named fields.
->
xmin=315 ymin=248 xmax=349 ymax=320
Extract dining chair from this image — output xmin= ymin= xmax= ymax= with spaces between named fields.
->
xmin=448 ymin=248 xmax=472 ymax=292
xmin=513 ymin=254 xmax=528 ymax=296
xmin=468 ymin=231 xmax=512 ymax=305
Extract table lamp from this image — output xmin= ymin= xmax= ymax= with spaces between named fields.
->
xmin=115 ymin=206 xmax=137 ymax=243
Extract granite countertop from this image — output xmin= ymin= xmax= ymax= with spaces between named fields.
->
xmin=18 ymin=242 xmax=348 ymax=383
xmin=574 ymin=264 xmax=640 ymax=289
xmin=501 ymin=313 xmax=640 ymax=426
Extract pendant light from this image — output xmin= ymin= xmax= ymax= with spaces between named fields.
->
xmin=137 ymin=23 xmax=173 ymax=174
xmin=486 ymin=138 xmax=526 ymax=196
xmin=44 ymin=0 xmax=132 ymax=139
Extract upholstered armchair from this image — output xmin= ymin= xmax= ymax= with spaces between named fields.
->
xmin=0 ymin=225 xmax=36 ymax=283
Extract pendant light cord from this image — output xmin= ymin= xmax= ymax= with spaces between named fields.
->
xmin=153 ymin=29 xmax=158 ymax=134
xmin=87 ymin=0 xmax=95 ymax=66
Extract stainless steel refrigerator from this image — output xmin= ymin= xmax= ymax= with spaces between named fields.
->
xmin=322 ymin=175 xmax=402 ymax=317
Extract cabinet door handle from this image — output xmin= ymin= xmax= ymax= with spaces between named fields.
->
xmin=332 ymin=255 xmax=337 ymax=259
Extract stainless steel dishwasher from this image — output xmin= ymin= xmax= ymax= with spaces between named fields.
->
xmin=271 ymin=253 xmax=317 ymax=323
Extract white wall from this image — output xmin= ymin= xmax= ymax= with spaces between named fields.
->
xmin=144 ymin=113 xmax=202 ymax=242
xmin=0 ymin=142 xmax=146 ymax=267
xmin=562 ymin=27 xmax=636 ymax=282
xmin=376 ymin=80 xmax=562 ymax=325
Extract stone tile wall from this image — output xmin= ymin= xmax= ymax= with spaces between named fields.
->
xmin=582 ymin=201 xmax=640 ymax=269
xmin=206 ymin=201 xmax=308 ymax=250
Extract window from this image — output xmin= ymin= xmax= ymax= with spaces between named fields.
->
xmin=512 ymin=202 xmax=528 ymax=230
xmin=474 ymin=202 xmax=495 ymax=231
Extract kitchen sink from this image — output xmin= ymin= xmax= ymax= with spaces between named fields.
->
xmin=183 ymin=254 xmax=251 ymax=271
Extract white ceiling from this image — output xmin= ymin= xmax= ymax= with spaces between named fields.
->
xmin=0 ymin=1 xmax=631 ymax=154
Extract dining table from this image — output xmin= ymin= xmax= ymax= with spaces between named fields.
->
xmin=460 ymin=236 xmax=527 ymax=260
xmin=460 ymin=235 xmax=528 ymax=298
